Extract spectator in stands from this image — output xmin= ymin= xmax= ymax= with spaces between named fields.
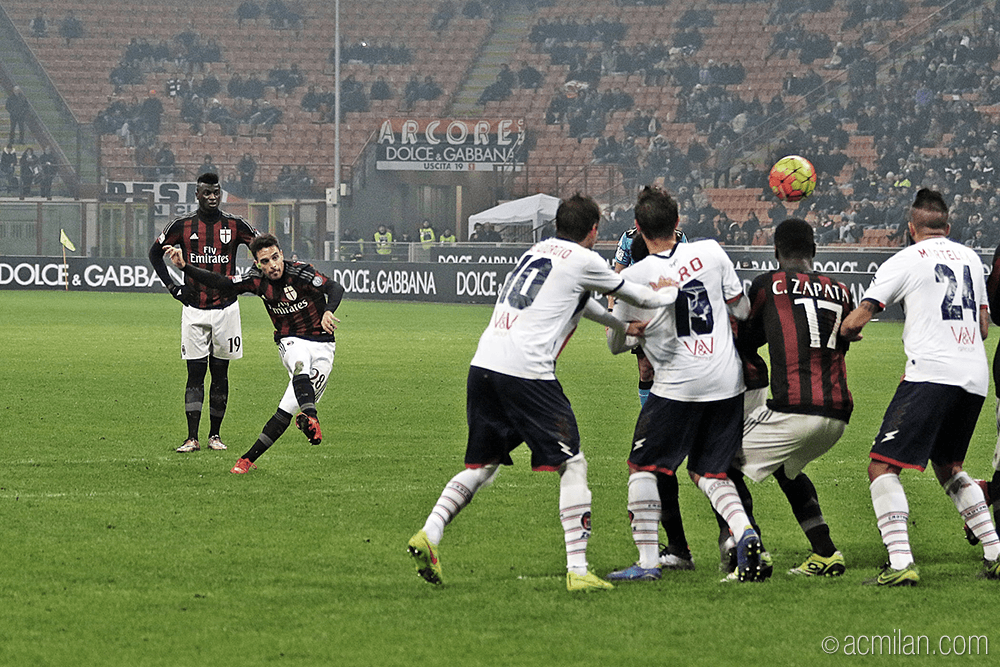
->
xmin=198 ymin=154 xmax=219 ymax=177
xmin=237 ymin=1 xmax=262 ymax=27
xmin=155 ymin=143 xmax=176 ymax=181
xmin=478 ymin=65 xmax=515 ymax=105
xmin=238 ymin=153 xmax=257 ymax=196
xmin=37 ymin=146 xmax=56 ymax=197
xmin=249 ymin=100 xmax=282 ymax=135
xmin=370 ymin=77 xmax=393 ymax=101
xmin=440 ymin=228 xmax=457 ymax=244
xmin=6 ymin=86 xmax=29 ymax=145
xmin=265 ymin=0 xmax=302 ymax=30
xmin=293 ymin=166 xmax=315 ymax=197
xmin=59 ymin=10 xmax=84 ymax=46
xmin=430 ymin=2 xmax=456 ymax=30
xmin=462 ymin=1 xmax=483 ymax=19
xmin=30 ymin=12 xmax=47 ymax=38
xmin=517 ymin=61 xmax=543 ymax=89
xmin=1 ymin=143 xmax=18 ymax=193
xmin=339 ymin=75 xmax=369 ymax=113
xmin=19 ymin=147 xmax=37 ymax=197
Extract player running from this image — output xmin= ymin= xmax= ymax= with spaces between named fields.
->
xmin=605 ymin=186 xmax=763 ymax=583
xmin=407 ymin=193 xmax=679 ymax=592
xmin=841 ymin=188 xmax=1000 ymax=585
xmin=163 ymin=233 xmax=345 ymax=473
xmin=149 ymin=172 xmax=258 ymax=453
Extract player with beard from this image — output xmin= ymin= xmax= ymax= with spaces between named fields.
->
xmin=841 ymin=188 xmax=1000 ymax=585
xmin=163 ymin=233 xmax=345 ymax=473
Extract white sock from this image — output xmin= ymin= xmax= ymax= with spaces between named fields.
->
xmin=422 ymin=466 xmax=498 ymax=545
xmin=627 ymin=471 xmax=661 ymax=569
xmin=698 ymin=476 xmax=751 ymax=538
xmin=559 ymin=454 xmax=592 ymax=576
xmin=945 ymin=471 xmax=1000 ymax=561
xmin=870 ymin=473 xmax=913 ymax=570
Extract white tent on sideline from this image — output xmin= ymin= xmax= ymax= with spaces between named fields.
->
xmin=467 ymin=193 xmax=560 ymax=241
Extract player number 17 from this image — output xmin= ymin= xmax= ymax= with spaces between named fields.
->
xmin=793 ymin=298 xmax=843 ymax=349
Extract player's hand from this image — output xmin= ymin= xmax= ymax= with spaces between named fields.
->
xmin=321 ymin=312 xmax=340 ymax=334
xmin=649 ymin=276 xmax=678 ymax=291
xmin=162 ymin=245 xmax=186 ymax=269
xmin=625 ymin=320 xmax=648 ymax=337
xmin=168 ymin=283 xmax=187 ymax=304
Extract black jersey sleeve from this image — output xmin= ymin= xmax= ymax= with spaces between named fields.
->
xmin=182 ymin=263 xmax=243 ymax=298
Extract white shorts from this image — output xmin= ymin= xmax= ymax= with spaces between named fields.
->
xmin=744 ymin=387 xmax=768 ymax=415
xmin=736 ymin=406 xmax=847 ymax=483
xmin=276 ymin=337 xmax=336 ymax=414
xmin=181 ymin=302 xmax=243 ymax=360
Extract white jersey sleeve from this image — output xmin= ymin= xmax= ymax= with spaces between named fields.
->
xmin=862 ymin=237 xmax=988 ymax=395
xmin=618 ymin=240 xmax=745 ymax=401
xmin=469 ymin=238 xmax=623 ymax=380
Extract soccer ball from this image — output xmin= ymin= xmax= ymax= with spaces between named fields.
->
xmin=769 ymin=155 xmax=816 ymax=202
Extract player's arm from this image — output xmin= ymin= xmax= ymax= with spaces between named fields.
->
xmin=149 ymin=235 xmax=186 ymax=302
xmin=988 ymin=248 xmax=1000 ymax=325
xmin=321 ymin=278 xmax=346 ymax=334
xmin=607 ymin=276 xmax=678 ymax=309
xmin=726 ymin=293 xmax=750 ymax=321
xmin=840 ymin=298 xmax=882 ymax=341
xmin=981 ymin=305 xmax=989 ymax=341
xmin=163 ymin=245 xmax=241 ymax=296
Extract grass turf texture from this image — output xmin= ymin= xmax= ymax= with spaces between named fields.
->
xmin=1 ymin=291 xmax=997 ymax=665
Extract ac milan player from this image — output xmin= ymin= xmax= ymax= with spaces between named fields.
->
xmin=149 ymin=172 xmax=258 ymax=453
xmin=730 ymin=218 xmax=854 ymax=578
xmin=841 ymin=188 xmax=1000 ymax=585
xmin=164 ymin=233 xmax=345 ymax=473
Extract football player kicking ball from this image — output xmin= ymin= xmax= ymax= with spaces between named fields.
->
xmin=163 ymin=233 xmax=345 ymax=473
xmin=605 ymin=186 xmax=763 ymax=583
xmin=407 ymin=193 xmax=679 ymax=593
xmin=729 ymin=219 xmax=854 ymax=578
xmin=841 ymin=189 xmax=1000 ymax=586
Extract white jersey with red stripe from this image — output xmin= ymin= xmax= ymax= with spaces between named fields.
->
xmin=861 ymin=236 xmax=988 ymax=396
xmin=470 ymin=237 xmax=626 ymax=380
xmin=614 ymin=239 xmax=746 ymax=401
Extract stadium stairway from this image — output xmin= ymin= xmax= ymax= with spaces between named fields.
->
xmin=450 ymin=8 xmax=534 ymax=117
xmin=0 ymin=5 xmax=96 ymax=195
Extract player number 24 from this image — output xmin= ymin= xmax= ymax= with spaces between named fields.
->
xmin=935 ymin=263 xmax=976 ymax=322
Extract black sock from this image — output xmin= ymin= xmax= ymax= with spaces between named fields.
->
xmin=774 ymin=467 xmax=837 ymax=557
xmin=184 ymin=359 xmax=208 ymax=440
xmin=243 ymin=410 xmax=292 ymax=462
xmin=656 ymin=472 xmax=688 ymax=554
xmin=988 ymin=469 xmax=1000 ymax=507
xmin=292 ymin=373 xmax=317 ymax=417
xmin=208 ymin=357 xmax=229 ymax=436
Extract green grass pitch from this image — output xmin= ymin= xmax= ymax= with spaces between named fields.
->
xmin=1 ymin=291 xmax=997 ymax=665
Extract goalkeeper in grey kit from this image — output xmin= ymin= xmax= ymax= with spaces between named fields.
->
xmin=163 ymin=233 xmax=345 ymax=474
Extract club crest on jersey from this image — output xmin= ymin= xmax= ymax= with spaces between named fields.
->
xmin=219 ymin=228 xmax=232 ymax=244
xmin=312 ymin=275 xmax=323 ymax=288
xmin=283 ymin=285 xmax=298 ymax=301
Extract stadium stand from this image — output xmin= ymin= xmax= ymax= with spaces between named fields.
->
xmin=2 ymin=0 xmax=999 ymax=246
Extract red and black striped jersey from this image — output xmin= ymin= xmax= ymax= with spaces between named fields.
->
xmin=154 ymin=209 xmax=257 ymax=309
xmin=742 ymin=269 xmax=854 ymax=422
xmin=231 ymin=262 xmax=343 ymax=343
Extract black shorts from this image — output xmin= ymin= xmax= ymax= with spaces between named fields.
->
xmin=870 ymin=381 xmax=984 ymax=472
xmin=628 ymin=393 xmax=744 ymax=477
xmin=465 ymin=366 xmax=580 ymax=471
